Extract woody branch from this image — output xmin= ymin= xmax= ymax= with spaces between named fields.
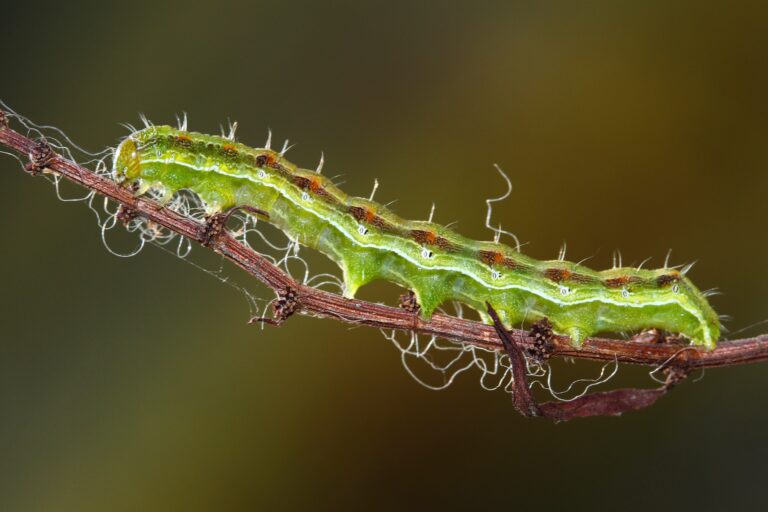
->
xmin=2 ymin=109 xmax=767 ymax=371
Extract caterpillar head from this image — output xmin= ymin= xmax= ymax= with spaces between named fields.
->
xmin=113 ymin=136 xmax=141 ymax=181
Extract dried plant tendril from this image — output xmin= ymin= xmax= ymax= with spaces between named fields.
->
xmin=113 ymin=125 xmax=721 ymax=349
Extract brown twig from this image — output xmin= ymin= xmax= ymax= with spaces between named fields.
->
xmin=487 ymin=302 xmax=669 ymax=421
xmin=2 ymin=112 xmax=768 ymax=372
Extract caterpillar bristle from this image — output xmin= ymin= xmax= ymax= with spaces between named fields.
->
xmin=175 ymin=112 xmax=188 ymax=132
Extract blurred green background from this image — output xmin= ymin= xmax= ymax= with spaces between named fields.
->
xmin=1 ymin=1 xmax=767 ymax=510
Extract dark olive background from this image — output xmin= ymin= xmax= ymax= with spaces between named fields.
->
xmin=1 ymin=1 xmax=767 ymax=511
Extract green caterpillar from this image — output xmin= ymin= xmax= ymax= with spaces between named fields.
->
xmin=114 ymin=125 xmax=721 ymax=348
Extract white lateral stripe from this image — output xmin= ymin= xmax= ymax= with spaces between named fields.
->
xmin=140 ymin=157 xmax=711 ymax=342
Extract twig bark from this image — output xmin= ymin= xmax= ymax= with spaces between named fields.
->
xmin=2 ymin=113 xmax=767 ymax=372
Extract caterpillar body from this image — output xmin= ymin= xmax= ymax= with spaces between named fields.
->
xmin=114 ymin=126 xmax=721 ymax=348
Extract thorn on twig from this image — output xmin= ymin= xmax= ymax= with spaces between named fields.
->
xmin=250 ymin=287 xmax=300 ymax=326
xmin=0 ymin=110 xmax=8 ymax=129
xmin=200 ymin=212 xmax=227 ymax=247
xmin=528 ymin=318 xmax=554 ymax=365
xmin=199 ymin=205 xmax=270 ymax=247
xmin=399 ymin=290 xmax=421 ymax=314
xmin=486 ymin=302 xmax=671 ymax=422
xmin=24 ymin=139 xmax=54 ymax=176
xmin=662 ymin=365 xmax=689 ymax=390
xmin=116 ymin=204 xmax=138 ymax=226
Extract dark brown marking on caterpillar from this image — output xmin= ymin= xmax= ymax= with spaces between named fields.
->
xmin=479 ymin=250 xmax=528 ymax=271
xmin=544 ymin=267 xmax=596 ymax=284
xmin=479 ymin=250 xmax=506 ymax=267
xmin=174 ymin=134 xmax=194 ymax=148
xmin=409 ymin=229 xmax=435 ymax=245
xmin=569 ymin=272 xmax=598 ymax=284
xmin=545 ymin=268 xmax=597 ymax=284
xmin=291 ymin=175 xmax=312 ymax=189
xmin=434 ymin=237 xmax=457 ymax=251
xmin=298 ymin=176 xmax=340 ymax=204
xmin=368 ymin=215 xmax=395 ymax=232
xmin=503 ymin=257 xmax=526 ymax=271
xmin=409 ymin=230 xmax=458 ymax=252
xmin=349 ymin=205 xmax=374 ymax=223
xmin=256 ymin=153 xmax=277 ymax=168
xmin=604 ymin=275 xmax=644 ymax=288
xmin=544 ymin=267 xmax=571 ymax=283
xmin=657 ymin=273 xmax=681 ymax=287
xmin=348 ymin=205 xmax=395 ymax=232
xmin=221 ymin=143 xmax=239 ymax=159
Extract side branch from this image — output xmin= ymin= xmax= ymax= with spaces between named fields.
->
xmin=1 ymin=116 xmax=767 ymax=370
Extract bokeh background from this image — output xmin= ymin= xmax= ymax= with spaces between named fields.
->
xmin=2 ymin=1 xmax=767 ymax=510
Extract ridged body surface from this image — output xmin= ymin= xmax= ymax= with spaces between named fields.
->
xmin=114 ymin=126 xmax=720 ymax=348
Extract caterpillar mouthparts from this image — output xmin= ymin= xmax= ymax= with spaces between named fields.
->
xmin=114 ymin=125 xmax=721 ymax=349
